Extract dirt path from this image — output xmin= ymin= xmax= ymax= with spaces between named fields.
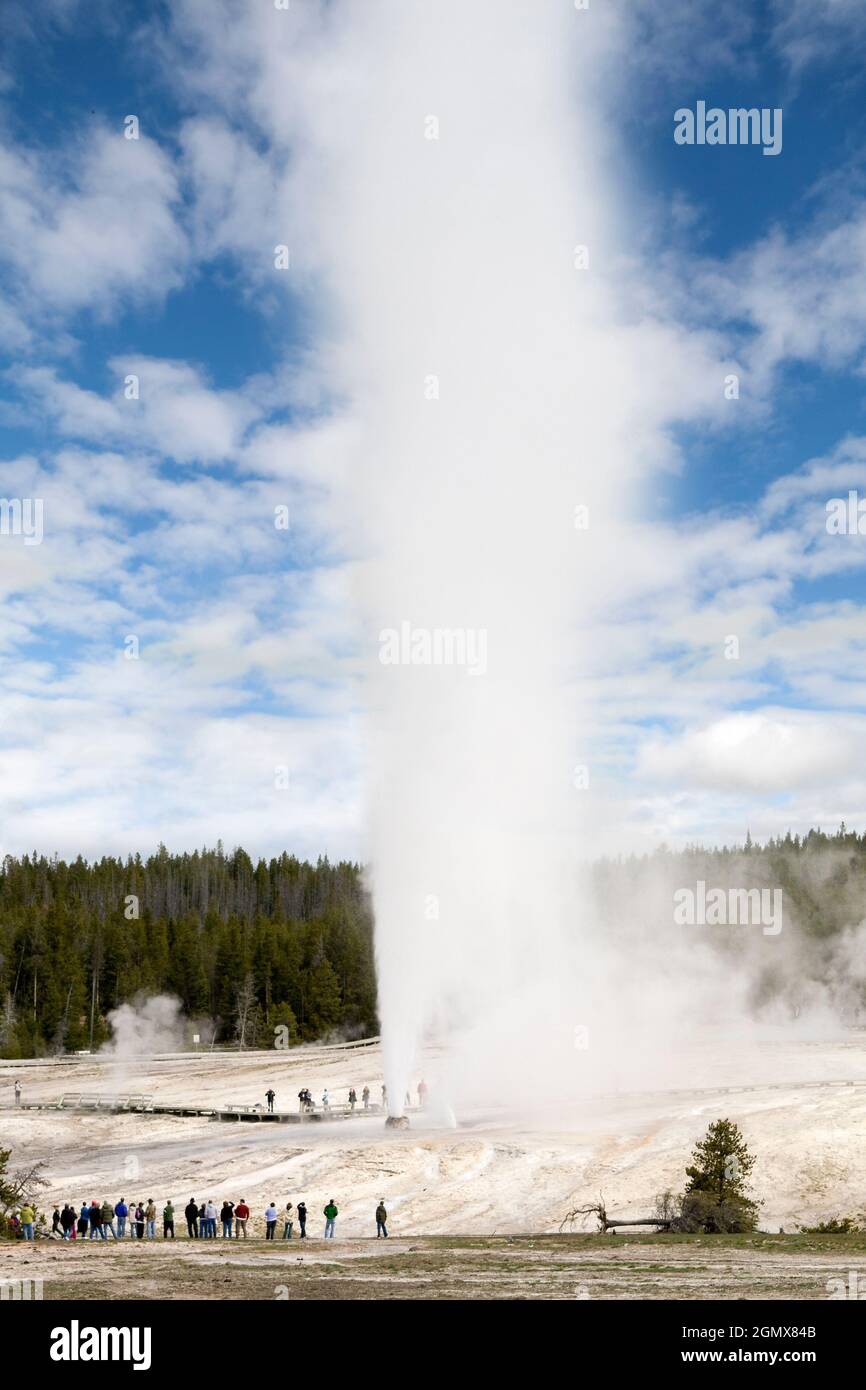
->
xmin=2 ymin=1234 xmax=864 ymax=1301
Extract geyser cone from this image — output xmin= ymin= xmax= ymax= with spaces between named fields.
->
xmin=385 ymin=1114 xmax=410 ymax=1130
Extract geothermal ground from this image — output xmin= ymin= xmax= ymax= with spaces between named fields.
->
xmin=1 ymin=1032 xmax=865 ymax=1299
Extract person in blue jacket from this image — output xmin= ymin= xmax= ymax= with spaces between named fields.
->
xmin=114 ymin=1197 xmax=129 ymax=1239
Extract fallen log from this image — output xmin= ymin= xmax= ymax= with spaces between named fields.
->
xmin=604 ymin=1218 xmax=671 ymax=1230
xmin=560 ymin=1198 xmax=671 ymax=1234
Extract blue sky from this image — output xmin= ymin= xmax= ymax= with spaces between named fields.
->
xmin=2 ymin=0 xmax=866 ymax=861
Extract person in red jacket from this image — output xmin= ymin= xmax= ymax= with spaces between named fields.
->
xmin=234 ymin=1199 xmax=250 ymax=1237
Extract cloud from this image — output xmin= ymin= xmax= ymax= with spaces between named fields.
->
xmin=0 ymin=125 xmax=188 ymax=335
xmin=637 ymin=712 xmax=858 ymax=794
xmin=771 ymin=0 xmax=866 ymax=75
xmin=10 ymin=359 xmax=259 ymax=464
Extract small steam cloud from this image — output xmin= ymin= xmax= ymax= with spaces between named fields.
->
xmin=102 ymin=994 xmax=210 ymax=1060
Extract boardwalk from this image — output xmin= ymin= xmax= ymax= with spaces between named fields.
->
xmin=6 ymin=1093 xmax=398 ymax=1123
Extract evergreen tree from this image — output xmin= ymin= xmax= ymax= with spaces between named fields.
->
xmin=682 ymin=1118 xmax=762 ymax=1233
xmin=0 ymin=847 xmax=378 ymax=1056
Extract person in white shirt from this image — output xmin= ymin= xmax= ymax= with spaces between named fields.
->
xmin=322 ymin=1089 xmax=330 ymax=1111
xmin=265 ymin=1202 xmax=278 ymax=1240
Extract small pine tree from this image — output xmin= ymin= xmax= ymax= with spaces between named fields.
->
xmin=682 ymin=1118 xmax=762 ymax=1233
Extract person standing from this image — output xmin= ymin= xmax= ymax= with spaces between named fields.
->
xmin=115 ymin=1198 xmax=129 ymax=1239
xmin=14 ymin=1080 xmax=21 ymax=1107
xmin=101 ymin=1199 xmax=117 ymax=1239
xmin=381 ymin=1084 xmax=387 ymax=1109
xmin=60 ymin=1204 xmax=75 ymax=1240
xmin=362 ymin=1086 xmax=370 ymax=1111
xmin=348 ymin=1088 xmax=356 ymax=1111
xmin=51 ymin=1207 xmax=61 ymax=1237
xmin=145 ymin=1199 xmax=157 ymax=1240
xmin=418 ymin=1078 xmax=428 ymax=1108
xmin=20 ymin=1204 xmax=35 ymax=1240
xmin=185 ymin=1198 xmax=199 ymax=1238
xmin=206 ymin=1199 xmax=218 ymax=1238
xmin=77 ymin=1203 xmax=89 ymax=1239
xmin=282 ymin=1202 xmax=293 ymax=1239
xmin=88 ymin=1200 xmax=103 ymax=1240
xmin=266 ymin=1088 xmax=275 ymax=1114
xmin=220 ymin=1200 xmax=234 ymax=1238
xmin=375 ymin=1200 xmax=388 ymax=1238
xmin=323 ymin=1199 xmax=338 ymax=1238
xmin=163 ymin=1201 xmax=175 ymax=1239
xmin=134 ymin=1203 xmax=145 ymax=1240
xmin=322 ymin=1088 xmax=330 ymax=1111
xmin=265 ymin=1202 xmax=278 ymax=1240
xmin=234 ymin=1198 xmax=250 ymax=1238
xmin=297 ymin=1201 xmax=307 ymax=1239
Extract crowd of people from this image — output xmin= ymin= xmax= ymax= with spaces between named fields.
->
xmin=7 ymin=1075 xmax=423 ymax=1242
xmin=11 ymin=1196 xmax=390 ymax=1241
xmin=290 ymin=1079 xmax=428 ymax=1114
xmin=10 ymin=1078 xmax=431 ymax=1116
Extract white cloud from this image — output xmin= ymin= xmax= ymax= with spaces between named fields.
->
xmin=10 ymin=359 xmax=259 ymax=464
xmin=637 ymin=712 xmax=858 ymax=794
xmin=771 ymin=0 xmax=866 ymax=74
xmin=0 ymin=126 xmax=188 ymax=327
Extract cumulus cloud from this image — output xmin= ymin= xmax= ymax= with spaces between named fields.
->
xmin=637 ymin=713 xmax=858 ymax=793
xmin=10 ymin=359 xmax=259 ymax=464
xmin=0 ymin=126 xmax=188 ymax=331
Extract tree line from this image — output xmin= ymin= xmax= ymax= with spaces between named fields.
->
xmin=0 ymin=844 xmax=377 ymax=1057
xmin=3 ymin=823 xmax=865 ymax=1057
xmin=593 ymin=823 xmax=866 ymax=1016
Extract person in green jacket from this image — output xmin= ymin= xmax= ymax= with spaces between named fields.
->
xmin=163 ymin=1202 xmax=175 ymax=1239
xmin=375 ymin=1200 xmax=388 ymax=1238
xmin=101 ymin=1200 xmax=117 ymax=1240
xmin=323 ymin=1199 xmax=338 ymax=1238
xmin=20 ymin=1205 xmax=35 ymax=1240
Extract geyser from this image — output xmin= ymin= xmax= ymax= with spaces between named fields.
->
xmin=342 ymin=1 xmax=629 ymax=1115
xmin=296 ymin=0 xmax=644 ymax=1113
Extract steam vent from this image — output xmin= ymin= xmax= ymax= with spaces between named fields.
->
xmin=385 ymin=1114 xmax=410 ymax=1130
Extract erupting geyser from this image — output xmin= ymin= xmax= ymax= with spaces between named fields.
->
xmin=310 ymin=0 xmax=630 ymax=1112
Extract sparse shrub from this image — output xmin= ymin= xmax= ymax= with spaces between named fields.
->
xmin=799 ymin=1216 xmax=862 ymax=1234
